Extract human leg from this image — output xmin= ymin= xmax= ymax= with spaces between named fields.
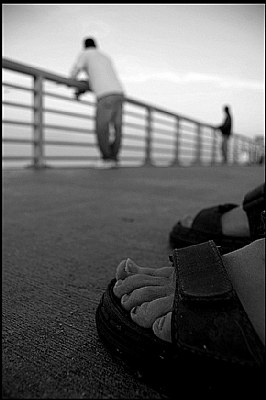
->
xmin=95 ymin=97 xmax=113 ymax=159
xmin=221 ymin=135 xmax=229 ymax=163
xmin=110 ymin=95 xmax=123 ymax=161
xmin=180 ymin=206 xmax=250 ymax=237
xmin=169 ymin=183 xmax=265 ymax=252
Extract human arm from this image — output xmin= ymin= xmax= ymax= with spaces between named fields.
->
xmin=217 ymin=115 xmax=231 ymax=134
xmin=70 ymin=52 xmax=85 ymax=80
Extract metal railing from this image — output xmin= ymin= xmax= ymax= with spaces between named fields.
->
xmin=2 ymin=57 xmax=260 ymax=169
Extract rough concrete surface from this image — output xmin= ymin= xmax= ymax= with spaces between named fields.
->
xmin=2 ymin=165 xmax=264 ymax=399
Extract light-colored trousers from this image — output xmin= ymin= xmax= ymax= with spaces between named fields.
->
xmin=96 ymin=93 xmax=124 ymax=161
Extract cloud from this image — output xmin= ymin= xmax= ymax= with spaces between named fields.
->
xmin=184 ymin=72 xmax=263 ymax=90
xmin=217 ymin=78 xmax=264 ymax=91
xmin=120 ymin=66 xmax=263 ymax=91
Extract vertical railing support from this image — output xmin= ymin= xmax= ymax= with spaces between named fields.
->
xmin=144 ymin=107 xmax=152 ymax=166
xmin=194 ymin=123 xmax=202 ymax=165
xmin=248 ymin=141 xmax=255 ymax=164
xmin=211 ymin=127 xmax=217 ymax=165
xmin=232 ymin=135 xmax=239 ymax=165
xmin=251 ymin=143 xmax=256 ymax=164
xmin=33 ymin=75 xmax=45 ymax=169
xmin=172 ymin=116 xmax=180 ymax=166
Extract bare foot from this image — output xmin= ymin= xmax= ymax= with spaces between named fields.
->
xmin=113 ymin=239 xmax=265 ymax=345
xmin=114 ymin=258 xmax=175 ymax=342
xmin=180 ymin=206 xmax=250 ymax=237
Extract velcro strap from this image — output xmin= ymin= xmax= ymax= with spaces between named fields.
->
xmin=174 ymin=241 xmax=233 ymax=301
xmin=171 ymin=240 xmax=264 ymax=368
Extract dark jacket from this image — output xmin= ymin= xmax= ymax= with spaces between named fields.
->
xmin=219 ymin=112 xmax=232 ymax=137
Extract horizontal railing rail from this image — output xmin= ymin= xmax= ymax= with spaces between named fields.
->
xmin=2 ymin=57 xmax=262 ymax=169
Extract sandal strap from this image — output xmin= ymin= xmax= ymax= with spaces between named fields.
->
xmin=191 ymin=204 xmax=237 ymax=235
xmin=171 ymin=241 xmax=264 ymax=368
xmin=242 ymin=183 xmax=265 ymax=238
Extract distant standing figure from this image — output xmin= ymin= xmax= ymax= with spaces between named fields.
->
xmin=70 ymin=37 xmax=124 ymax=167
xmin=217 ymin=105 xmax=232 ymax=164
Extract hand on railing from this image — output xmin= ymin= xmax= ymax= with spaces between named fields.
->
xmin=73 ymin=80 xmax=91 ymax=100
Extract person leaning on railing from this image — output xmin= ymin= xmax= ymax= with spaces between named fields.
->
xmin=70 ymin=37 xmax=125 ymax=168
xmin=216 ymin=105 xmax=233 ymax=164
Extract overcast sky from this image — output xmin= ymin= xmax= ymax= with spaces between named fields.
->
xmin=2 ymin=3 xmax=265 ymax=138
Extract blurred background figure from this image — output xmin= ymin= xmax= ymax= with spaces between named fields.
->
xmin=217 ymin=105 xmax=232 ymax=164
xmin=70 ymin=37 xmax=125 ymax=168
xmin=254 ymin=135 xmax=265 ymax=165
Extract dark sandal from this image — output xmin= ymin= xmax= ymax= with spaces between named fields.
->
xmin=95 ymin=241 xmax=264 ymax=396
xmin=169 ymin=183 xmax=265 ymax=254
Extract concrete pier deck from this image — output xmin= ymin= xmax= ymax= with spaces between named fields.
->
xmin=2 ymin=165 xmax=264 ymax=399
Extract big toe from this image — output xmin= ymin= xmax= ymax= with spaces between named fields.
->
xmin=115 ymin=259 xmax=128 ymax=280
xmin=116 ymin=258 xmax=139 ymax=280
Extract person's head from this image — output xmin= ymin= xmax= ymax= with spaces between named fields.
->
xmin=84 ymin=37 xmax=97 ymax=49
xmin=223 ymin=105 xmax=230 ymax=113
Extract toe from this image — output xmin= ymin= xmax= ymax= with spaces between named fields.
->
xmin=152 ymin=312 xmax=172 ymax=343
xmin=130 ymin=294 xmax=174 ymax=328
xmin=124 ymin=259 xmax=174 ymax=278
xmin=121 ymin=285 xmax=173 ymax=311
xmin=116 ymin=258 xmax=148 ymax=280
xmin=113 ymin=274 xmax=170 ymax=299
xmin=131 ymin=266 xmax=174 ymax=277
xmin=124 ymin=258 xmax=141 ymax=274
xmin=115 ymin=258 xmax=174 ymax=281
xmin=115 ymin=259 xmax=128 ymax=280
xmin=116 ymin=258 xmax=141 ymax=280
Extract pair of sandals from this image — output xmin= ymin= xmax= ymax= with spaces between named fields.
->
xmin=96 ymin=184 xmax=265 ymax=396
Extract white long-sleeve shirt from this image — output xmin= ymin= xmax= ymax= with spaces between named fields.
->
xmin=70 ymin=48 xmax=124 ymax=99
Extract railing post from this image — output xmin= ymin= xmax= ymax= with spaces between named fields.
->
xmin=194 ymin=123 xmax=202 ymax=165
xmin=172 ymin=116 xmax=180 ymax=166
xmin=33 ymin=75 xmax=45 ymax=169
xmin=211 ymin=127 xmax=217 ymax=165
xmin=251 ymin=143 xmax=256 ymax=164
xmin=232 ymin=135 xmax=239 ymax=164
xmin=249 ymin=141 xmax=255 ymax=164
xmin=144 ymin=106 xmax=152 ymax=166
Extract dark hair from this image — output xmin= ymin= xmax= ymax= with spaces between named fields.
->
xmin=84 ymin=38 xmax=97 ymax=48
xmin=224 ymin=105 xmax=230 ymax=113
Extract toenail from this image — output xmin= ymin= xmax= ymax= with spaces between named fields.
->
xmin=121 ymin=294 xmax=129 ymax=303
xmin=158 ymin=316 xmax=166 ymax=330
xmin=131 ymin=306 xmax=138 ymax=315
xmin=114 ymin=279 xmax=123 ymax=288
xmin=125 ymin=259 xmax=134 ymax=272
